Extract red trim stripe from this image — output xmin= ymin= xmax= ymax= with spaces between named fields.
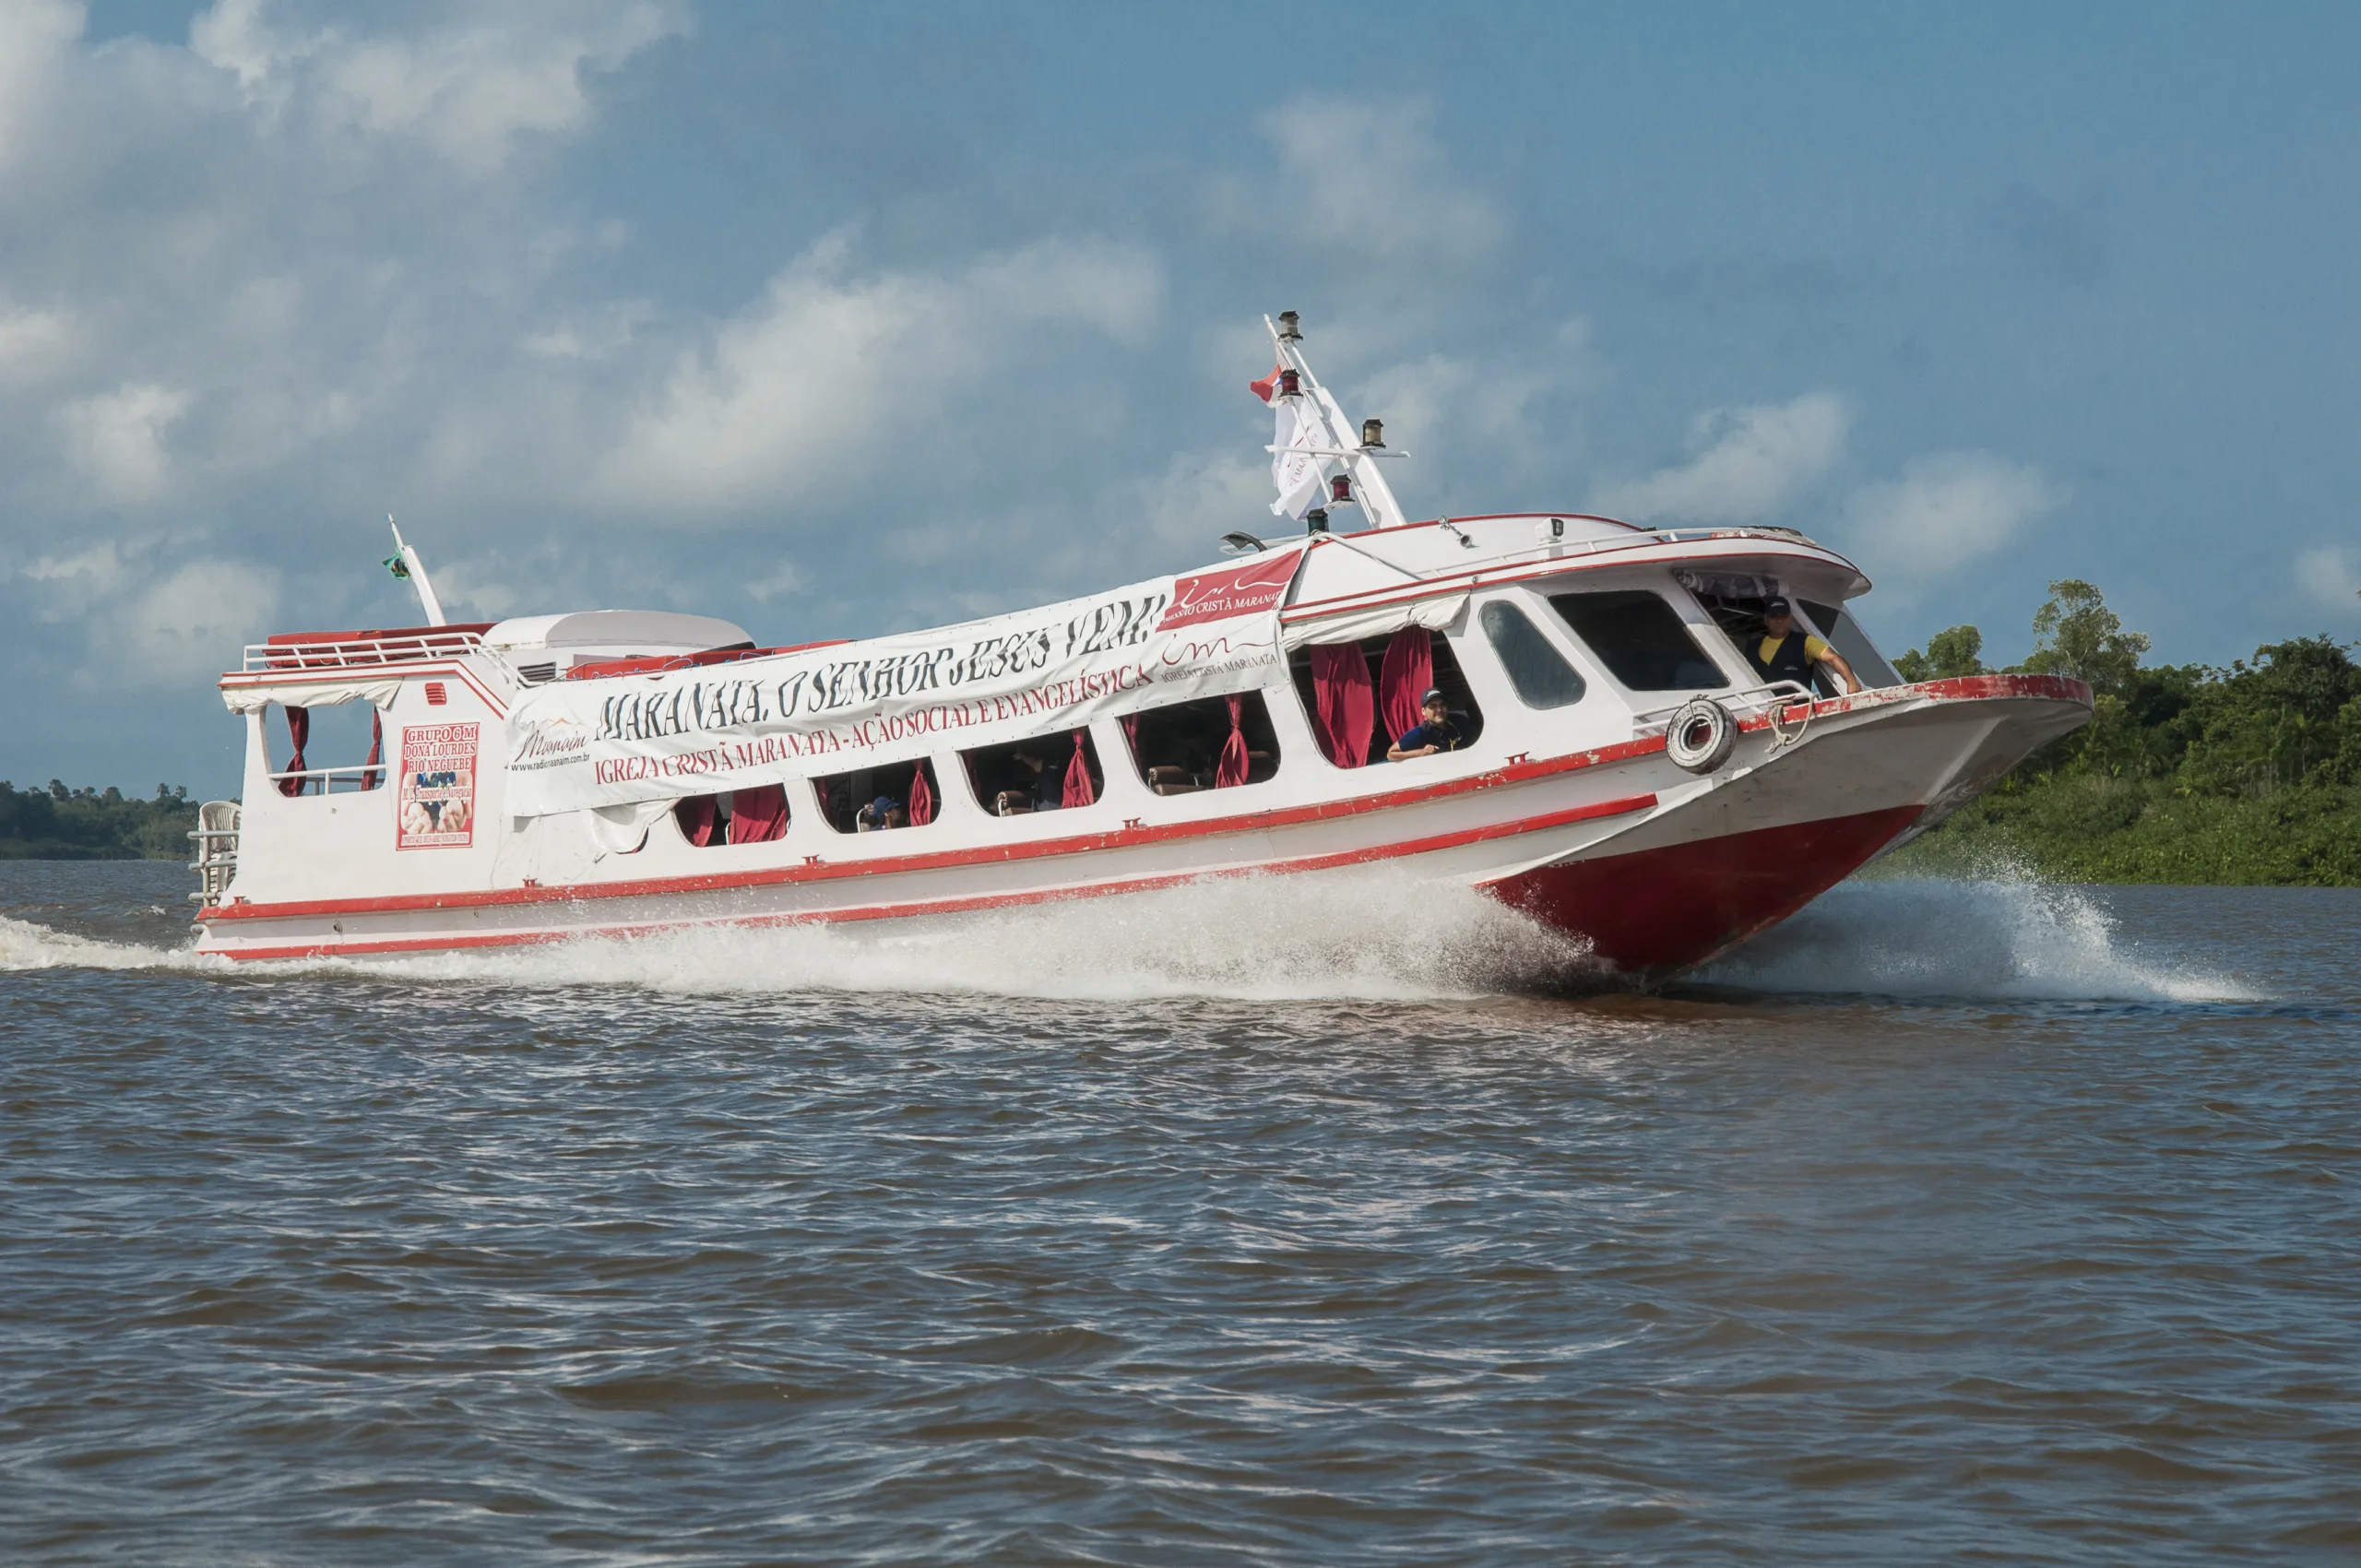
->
xmin=207 ymin=791 xmax=1660 ymax=959
xmin=203 ymin=740 xmax=1669 ymax=922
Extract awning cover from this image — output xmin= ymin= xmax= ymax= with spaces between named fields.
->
xmin=219 ymin=678 xmax=402 ymax=714
xmin=1279 ymin=590 xmax=1467 ymax=651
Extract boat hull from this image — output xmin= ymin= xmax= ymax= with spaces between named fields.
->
xmin=194 ymin=677 xmax=2087 ymax=978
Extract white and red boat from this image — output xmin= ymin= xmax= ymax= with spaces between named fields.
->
xmin=191 ymin=316 xmax=2090 ymax=978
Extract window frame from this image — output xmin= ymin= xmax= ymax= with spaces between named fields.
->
xmin=1476 ymin=599 xmax=1590 ymax=711
xmin=1545 ymin=585 xmax=1738 ymax=697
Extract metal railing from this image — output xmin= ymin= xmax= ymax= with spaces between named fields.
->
xmin=243 ymin=629 xmax=486 ymax=672
xmin=264 ymin=765 xmax=388 ymax=797
xmin=187 ymin=802 xmax=240 ymax=906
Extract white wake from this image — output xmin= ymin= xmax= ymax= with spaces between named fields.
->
xmin=1692 ymin=874 xmax=2256 ymax=1003
xmin=2 ymin=866 xmax=2256 ymax=1005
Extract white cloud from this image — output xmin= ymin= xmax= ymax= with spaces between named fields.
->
xmin=111 ymin=560 xmax=284 ymax=684
xmin=192 ymin=0 xmax=685 ymax=174
xmin=0 ymin=0 xmax=80 ymax=174
xmin=593 ymin=234 xmax=1163 ymax=516
xmin=1840 ymin=452 xmax=2065 ymax=585
xmin=2293 ymin=546 xmax=2361 ymax=613
xmin=1252 ymin=98 xmax=1505 ymax=271
xmin=1592 ymin=392 xmax=1850 ymax=525
xmin=0 ymin=305 xmax=75 ymax=379
xmin=60 ymin=383 xmax=193 ymax=504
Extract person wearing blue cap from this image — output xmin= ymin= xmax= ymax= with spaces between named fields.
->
xmin=1750 ymin=597 xmax=1860 ymax=695
xmin=855 ymin=794 xmax=906 ymax=831
xmin=1387 ymin=688 xmax=1465 ymax=761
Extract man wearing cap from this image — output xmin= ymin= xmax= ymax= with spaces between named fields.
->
xmin=1751 ymin=597 xmax=1861 ymax=695
xmin=1387 ymin=688 xmax=1465 ymax=761
xmin=854 ymin=794 xmax=907 ymax=831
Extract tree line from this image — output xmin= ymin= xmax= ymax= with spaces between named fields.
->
xmin=0 ymin=781 xmax=197 ymax=861
xmin=1886 ymin=580 xmax=2361 ymax=884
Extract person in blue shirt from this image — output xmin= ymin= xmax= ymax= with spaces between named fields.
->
xmin=1388 ymin=688 xmax=1464 ymax=761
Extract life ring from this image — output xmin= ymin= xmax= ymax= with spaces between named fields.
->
xmin=1666 ymin=696 xmax=1737 ymax=774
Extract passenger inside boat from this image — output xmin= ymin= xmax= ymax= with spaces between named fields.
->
xmin=1387 ymin=689 xmax=1465 ymax=761
xmin=1123 ymin=693 xmax=1282 ymax=793
xmin=1678 ymin=576 xmax=1904 ymax=695
xmin=964 ymin=732 xmax=1104 ymax=815
xmin=1750 ymin=596 xmax=1861 ymax=695
xmin=815 ymin=757 xmax=940 ymax=832
xmin=1285 ymin=628 xmax=1485 ymax=768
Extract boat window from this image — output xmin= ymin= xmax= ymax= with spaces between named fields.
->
xmin=813 ymin=757 xmax=943 ymax=834
xmin=962 ymin=731 xmax=1105 ymax=816
xmin=1548 ymin=590 xmax=1730 ymax=692
xmin=1798 ymin=600 xmax=1904 ymax=690
xmin=672 ymin=786 xmax=789 ymax=847
xmin=1478 ymin=601 xmax=1587 ymax=710
xmin=265 ymin=700 xmax=387 ymax=796
xmin=1285 ymin=630 xmax=1484 ymax=766
xmin=1121 ymin=691 xmax=1281 ymax=793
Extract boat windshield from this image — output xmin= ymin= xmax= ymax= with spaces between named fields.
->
xmin=1797 ymin=600 xmax=1904 ymax=689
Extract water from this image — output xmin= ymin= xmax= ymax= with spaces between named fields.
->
xmin=4 ymin=860 xmax=2357 ymax=1565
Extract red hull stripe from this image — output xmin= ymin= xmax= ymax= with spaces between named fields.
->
xmin=1487 ymin=802 xmax=1925 ymax=973
xmin=203 ymin=738 xmax=1673 ymax=922
xmin=209 ymin=791 xmax=1661 ymax=959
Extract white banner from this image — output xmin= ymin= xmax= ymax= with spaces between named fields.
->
xmin=502 ymin=549 xmax=1306 ymax=818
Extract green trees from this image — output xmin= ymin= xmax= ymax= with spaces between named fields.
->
xmin=1893 ymin=624 xmax=1988 ymax=682
xmin=1886 ymin=583 xmax=2361 ymax=884
xmin=0 ymin=781 xmax=197 ymax=860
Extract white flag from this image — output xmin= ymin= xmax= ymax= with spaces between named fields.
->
xmin=1269 ymin=395 xmax=1327 ymax=520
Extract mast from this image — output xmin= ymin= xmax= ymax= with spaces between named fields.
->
xmin=1262 ymin=312 xmax=1410 ymax=531
xmin=386 ymin=517 xmax=448 ymax=627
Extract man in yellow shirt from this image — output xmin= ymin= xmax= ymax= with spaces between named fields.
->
xmin=1750 ymin=597 xmax=1861 ymax=695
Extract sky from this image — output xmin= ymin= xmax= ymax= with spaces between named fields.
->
xmin=2 ymin=0 xmax=2356 ymax=795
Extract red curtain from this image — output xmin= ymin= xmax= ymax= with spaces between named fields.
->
xmin=907 ymin=763 xmax=936 ymax=826
xmin=1062 ymin=731 xmax=1095 ymax=807
xmin=728 ymin=784 xmax=789 ymax=843
xmin=675 ymin=794 xmax=718 ymax=847
xmin=1379 ymin=626 xmax=1433 ymax=744
xmin=277 ymin=706 xmax=310 ymax=797
xmin=1215 ymin=695 xmax=1249 ymax=788
xmin=360 ymin=709 xmax=383 ymax=791
xmin=1309 ymin=644 xmax=1374 ymax=767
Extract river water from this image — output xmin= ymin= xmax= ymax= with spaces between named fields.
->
xmin=3 ymin=860 xmax=2356 ymax=1564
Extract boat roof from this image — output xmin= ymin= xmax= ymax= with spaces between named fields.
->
xmin=481 ymin=610 xmax=753 ymax=654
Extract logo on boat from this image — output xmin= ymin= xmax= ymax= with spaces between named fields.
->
xmin=1159 ymin=553 xmax=1299 ymax=632
xmin=511 ymin=714 xmax=588 ymax=770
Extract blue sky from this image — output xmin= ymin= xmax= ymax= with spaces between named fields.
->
xmin=4 ymin=1 xmax=2356 ymax=794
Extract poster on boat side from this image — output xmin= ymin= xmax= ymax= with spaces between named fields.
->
xmin=397 ymin=722 xmax=479 ymax=849
xmin=502 ymin=550 xmax=1303 ymax=819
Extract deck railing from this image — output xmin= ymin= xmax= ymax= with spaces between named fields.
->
xmin=243 ymin=629 xmax=487 ymax=672
xmin=264 ymin=766 xmax=389 ymax=796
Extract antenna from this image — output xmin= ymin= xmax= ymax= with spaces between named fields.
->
xmin=386 ymin=515 xmax=448 ymax=626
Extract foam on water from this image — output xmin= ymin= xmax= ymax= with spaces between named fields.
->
xmin=340 ymin=865 xmax=1601 ymax=1003
xmin=1694 ymin=873 xmax=2258 ymax=1003
xmin=0 ymin=914 xmax=215 ymax=974
xmin=1 ymin=864 xmax=2256 ymax=1005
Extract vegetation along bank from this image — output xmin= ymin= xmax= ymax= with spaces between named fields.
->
xmin=1882 ymin=582 xmax=2361 ymax=885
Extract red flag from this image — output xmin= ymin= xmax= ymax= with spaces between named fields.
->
xmin=1249 ymin=362 xmax=1285 ymax=403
